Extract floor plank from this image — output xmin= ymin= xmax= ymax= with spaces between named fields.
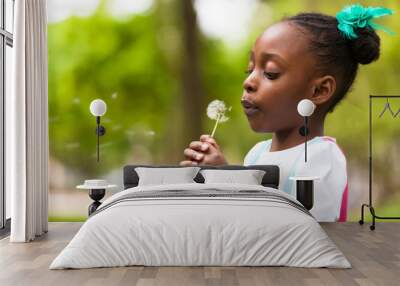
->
xmin=0 ymin=222 xmax=399 ymax=286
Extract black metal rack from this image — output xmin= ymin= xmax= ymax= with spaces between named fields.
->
xmin=359 ymin=95 xmax=400 ymax=230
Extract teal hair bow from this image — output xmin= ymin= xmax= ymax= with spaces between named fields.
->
xmin=336 ymin=4 xmax=395 ymax=40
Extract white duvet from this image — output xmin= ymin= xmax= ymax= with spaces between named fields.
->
xmin=50 ymin=183 xmax=351 ymax=269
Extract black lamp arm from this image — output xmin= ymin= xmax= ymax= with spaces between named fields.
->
xmin=298 ymin=116 xmax=309 ymax=162
xmin=95 ymin=116 xmax=106 ymax=162
xmin=305 ymin=116 xmax=308 ymax=162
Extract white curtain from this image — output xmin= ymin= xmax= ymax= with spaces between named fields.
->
xmin=6 ymin=0 xmax=48 ymax=242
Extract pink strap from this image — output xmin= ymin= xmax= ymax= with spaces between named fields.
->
xmin=321 ymin=136 xmax=348 ymax=222
xmin=338 ymin=182 xmax=348 ymax=222
xmin=321 ymin=136 xmax=336 ymax=143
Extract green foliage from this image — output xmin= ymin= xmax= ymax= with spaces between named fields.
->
xmin=49 ymin=8 xmax=176 ymax=177
xmin=48 ymin=216 xmax=87 ymax=222
xmin=49 ymin=0 xmax=400 ymax=217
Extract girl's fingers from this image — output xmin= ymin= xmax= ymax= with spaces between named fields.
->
xmin=200 ymin=134 xmax=217 ymax=146
xmin=184 ymin=148 xmax=204 ymax=161
xmin=189 ymin=141 xmax=209 ymax=152
xmin=200 ymin=134 xmax=211 ymax=141
xmin=179 ymin=160 xmax=198 ymax=166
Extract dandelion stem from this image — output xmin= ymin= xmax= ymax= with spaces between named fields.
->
xmin=211 ymin=114 xmax=221 ymax=138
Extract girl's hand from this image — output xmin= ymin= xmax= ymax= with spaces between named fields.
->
xmin=180 ymin=134 xmax=228 ymax=166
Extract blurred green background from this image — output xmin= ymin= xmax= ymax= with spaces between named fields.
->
xmin=48 ymin=0 xmax=400 ymax=221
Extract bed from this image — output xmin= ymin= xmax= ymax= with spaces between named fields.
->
xmin=49 ymin=165 xmax=351 ymax=269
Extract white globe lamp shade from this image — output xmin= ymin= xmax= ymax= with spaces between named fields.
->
xmin=90 ymin=99 xmax=107 ymax=117
xmin=297 ymin=99 xmax=315 ymax=117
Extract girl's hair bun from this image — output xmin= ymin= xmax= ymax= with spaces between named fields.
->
xmin=349 ymin=27 xmax=381 ymax=65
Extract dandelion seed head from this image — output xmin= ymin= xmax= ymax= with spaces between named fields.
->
xmin=207 ymin=99 xmax=231 ymax=122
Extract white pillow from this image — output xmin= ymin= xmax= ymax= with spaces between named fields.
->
xmin=200 ymin=169 xmax=266 ymax=185
xmin=135 ymin=167 xmax=201 ymax=186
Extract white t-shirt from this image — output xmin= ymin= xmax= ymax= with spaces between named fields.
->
xmin=243 ymin=136 xmax=348 ymax=222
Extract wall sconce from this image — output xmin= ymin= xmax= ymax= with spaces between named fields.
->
xmin=89 ymin=99 xmax=107 ymax=162
xmin=290 ymin=99 xmax=318 ymax=211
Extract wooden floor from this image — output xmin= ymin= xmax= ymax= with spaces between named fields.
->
xmin=0 ymin=222 xmax=399 ymax=286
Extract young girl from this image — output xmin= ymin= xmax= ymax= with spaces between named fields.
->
xmin=180 ymin=5 xmax=394 ymax=222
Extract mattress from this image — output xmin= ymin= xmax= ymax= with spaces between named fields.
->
xmin=49 ymin=183 xmax=351 ymax=269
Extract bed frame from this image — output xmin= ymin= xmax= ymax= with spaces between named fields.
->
xmin=123 ymin=165 xmax=280 ymax=189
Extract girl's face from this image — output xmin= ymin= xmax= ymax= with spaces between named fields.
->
xmin=242 ymin=21 xmax=317 ymax=133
